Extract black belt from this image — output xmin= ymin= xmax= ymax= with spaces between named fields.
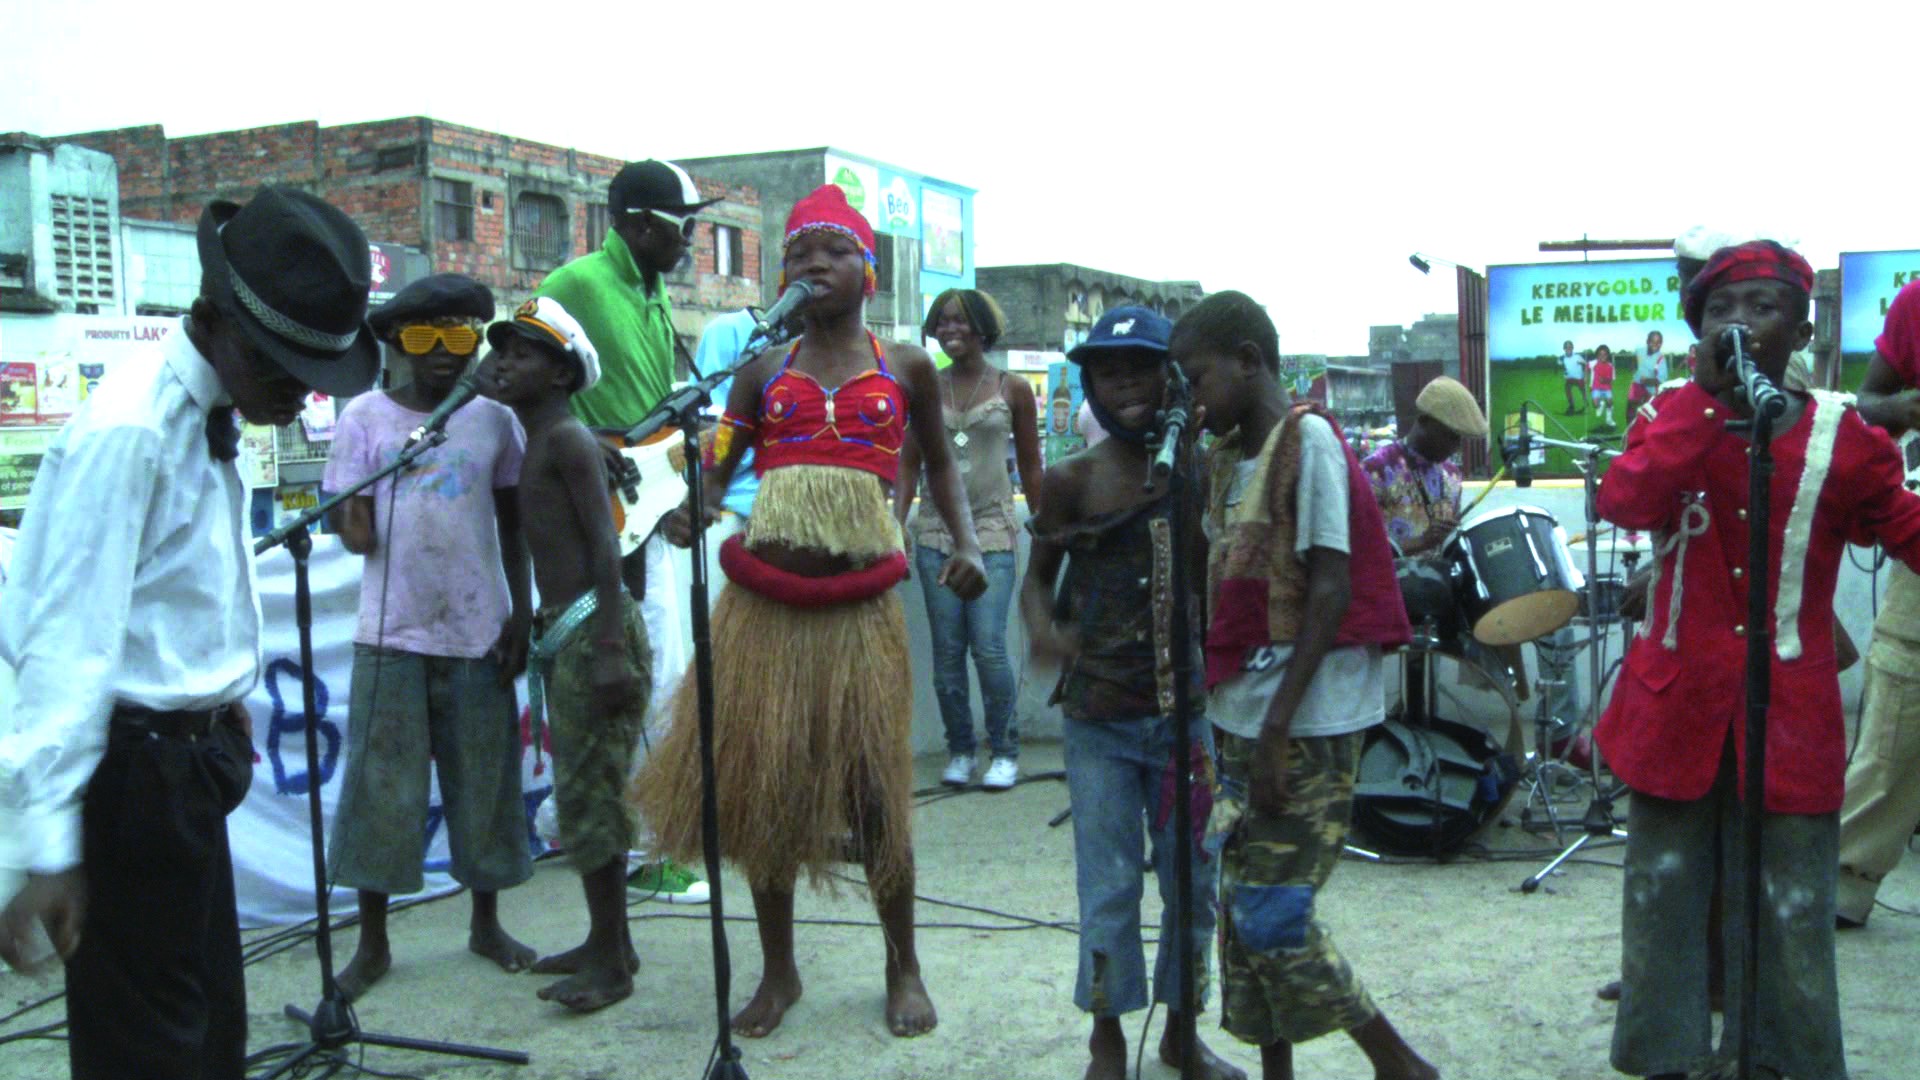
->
xmin=111 ymin=703 xmax=230 ymax=739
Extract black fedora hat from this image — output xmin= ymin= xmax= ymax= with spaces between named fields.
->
xmin=197 ymin=186 xmax=381 ymax=396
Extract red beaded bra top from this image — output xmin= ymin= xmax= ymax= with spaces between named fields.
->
xmin=753 ymin=332 xmax=909 ymax=484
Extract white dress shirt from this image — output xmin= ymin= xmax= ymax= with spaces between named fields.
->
xmin=0 ymin=323 xmax=261 ymax=875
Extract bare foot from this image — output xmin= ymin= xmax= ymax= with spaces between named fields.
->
xmin=1159 ymin=1025 xmax=1248 ymax=1080
xmin=531 ymin=940 xmax=639 ymax=976
xmin=334 ymin=944 xmax=390 ymax=1002
xmin=536 ymin=962 xmax=633 ymax=1013
xmin=1086 ymin=1018 xmax=1127 ymax=1080
xmin=885 ymin=968 xmax=937 ymax=1037
xmin=470 ymin=925 xmax=537 ymax=973
xmin=732 ymin=968 xmax=802 ymax=1038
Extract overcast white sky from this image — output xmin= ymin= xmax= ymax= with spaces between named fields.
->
xmin=5 ymin=0 xmax=1913 ymax=354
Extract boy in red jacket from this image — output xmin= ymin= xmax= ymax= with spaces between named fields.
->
xmin=1595 ymin=240 xmax=1920 ymax=1080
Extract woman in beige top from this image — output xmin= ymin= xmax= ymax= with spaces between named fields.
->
xmin=896 ymin=289 xmax=1044 ymax=789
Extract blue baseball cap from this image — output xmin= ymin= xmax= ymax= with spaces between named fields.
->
xmin=1068 ymin=305 xmax=1172 ymax=364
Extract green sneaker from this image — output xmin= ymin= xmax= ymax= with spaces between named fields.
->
xmin=627 ymin=856 xmax=711 ymax=904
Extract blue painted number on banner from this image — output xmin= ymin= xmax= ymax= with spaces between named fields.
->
xmin=263 ymin=658 xmax=341 ymax=795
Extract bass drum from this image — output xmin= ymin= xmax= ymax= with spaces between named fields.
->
xmin=1353 ymin=647 xmax=1523 ymax=857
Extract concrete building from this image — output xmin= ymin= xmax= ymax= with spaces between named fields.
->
xmin=57 ymin=119 xmax=764 ymax=341
xmin=1367 ymin=313 xmax=1466 ymax=433
xmin=679 ymin=148 xmax=975 ymax=344
xmin=975 ymin=263 xmax=1205 ymax=355
xmin=1369 ymin=312 xmax=1460 ymax=368
xmin=1 ymin=135 xmax=122 ymax=314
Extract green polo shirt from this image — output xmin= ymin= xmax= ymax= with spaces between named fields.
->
xmin=534 ymin=228 xmax=675 ymax=431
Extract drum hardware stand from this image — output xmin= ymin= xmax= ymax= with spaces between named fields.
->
xmin=1518 ymin=436 xmax=1627 ymax=892
xmin=1518 ymin=666 xmax=1587 ymax=843
xmin=623 ymin=322 xmax=799 ymax=1080
xmin=252 ymin=431 xmax=529 ymax=1077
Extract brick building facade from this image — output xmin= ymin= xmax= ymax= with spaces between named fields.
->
xmin=976 ymin=263 xmax=1204 ymax=355
xmin=59 ymin=118 xmax=763 ymax=339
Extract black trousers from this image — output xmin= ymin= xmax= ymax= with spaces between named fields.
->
xmin=65 ymin=720 xmax=252 ymax=1080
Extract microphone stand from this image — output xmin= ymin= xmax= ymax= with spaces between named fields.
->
xmin=253 ymin=429 xmax=528 ymax=1077
xmin=623 ymin=324 xmax=796 ymax=1080
xmin=1518 ymin=434 xmax=1626 ymax=893
xmin=1728 ymin=337 xmax=1786 ymax=1080
xmin=1144 ymin=367 xmax=1199 ymax=1080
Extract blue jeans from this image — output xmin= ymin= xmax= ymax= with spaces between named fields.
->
xmin=916 ymin=546 xmax=1019 ymax=758
xmin=1063 ymin=715 xmax=1217 ymax=1017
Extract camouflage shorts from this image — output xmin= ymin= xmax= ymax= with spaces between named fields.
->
xmin=1215 ymin=728 xmax=1378 ymax=1046
xmin=542 ymin=597 xmax=652 ymax=873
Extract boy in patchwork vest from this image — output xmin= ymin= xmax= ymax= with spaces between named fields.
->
xmin=1172 ymin=291 xmax=1437 ymax=1080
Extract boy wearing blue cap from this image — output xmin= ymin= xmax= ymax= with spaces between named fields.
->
xmin=1021 ymin=306 xmax=1242 ymax=1080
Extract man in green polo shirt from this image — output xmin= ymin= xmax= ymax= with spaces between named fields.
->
xmin=536 ymin=159 xmax=717 ymax=431
xmin=534 ymin=157 xmax=716 ymax=906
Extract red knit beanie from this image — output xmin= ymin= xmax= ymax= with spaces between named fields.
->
xmin=781 ymin=184 xmax=878 ymax=297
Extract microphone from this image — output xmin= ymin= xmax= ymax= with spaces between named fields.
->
xmin=748 ymin=280 xmax=815 ymax=343
xmin=1513 ymin=402 xmax=1534 ymax=488
xmin=1147 ymin=364 xmax=1192 ymax=486
xmin=405 ymin=372 xmax=480 ymax=448
xmin=1716 ymin=325 xmax=1787 ymax=419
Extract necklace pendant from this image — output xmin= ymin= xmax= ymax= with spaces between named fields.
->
xmin=952 ymin=430 xmax=970 ymax=449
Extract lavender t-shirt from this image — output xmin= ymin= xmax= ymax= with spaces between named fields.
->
xmin=323 ymin=391 xmax=525 ymax=659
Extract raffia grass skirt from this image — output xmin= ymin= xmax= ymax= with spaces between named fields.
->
xmin=632 ymin=581 xmax=914 ymax=896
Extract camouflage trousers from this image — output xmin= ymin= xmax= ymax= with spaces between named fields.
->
xmin=1214 ymin=728 xmax=1379 ymax=1046
xmin=537 ymin=595 xmax=652 ymax=873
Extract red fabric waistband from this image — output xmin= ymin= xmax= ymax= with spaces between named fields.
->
xmin=718 ymin=535 xmax=908 ymax=607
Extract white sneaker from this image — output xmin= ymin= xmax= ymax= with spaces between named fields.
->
xmin=982 ymin=757 xmax=1019 ymax=790
xmin=941 ymin=754 xmax=974 ymax=786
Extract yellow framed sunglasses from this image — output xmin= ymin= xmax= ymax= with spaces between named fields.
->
xmin=395 ymin=323 xmax=482 ymax=357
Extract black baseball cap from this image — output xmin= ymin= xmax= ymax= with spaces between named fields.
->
xmin=608 ymin=159 xmax=720 ymax=216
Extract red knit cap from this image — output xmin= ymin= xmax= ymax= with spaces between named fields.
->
xmin=1683 ymin=240 xmax=1815 ymax=334
xmin=782 ymin=184 xmax=878 ymax=297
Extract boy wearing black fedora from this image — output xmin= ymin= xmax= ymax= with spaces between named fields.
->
xmin=0 ymin=185 xmax=380 ymax=1079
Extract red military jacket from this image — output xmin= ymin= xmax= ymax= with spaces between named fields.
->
xmin=1596 ymin=381 xmax=1920 ymax=813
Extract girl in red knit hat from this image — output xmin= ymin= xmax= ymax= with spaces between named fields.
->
xmin=640 ymin=183 xmax=986 ymax=1039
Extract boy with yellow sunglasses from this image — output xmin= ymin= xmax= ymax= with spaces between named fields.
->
xmin=322 ymin=273 xmax=539 ymax=1001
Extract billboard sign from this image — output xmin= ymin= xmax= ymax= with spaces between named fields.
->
xmin=922 ymin=188 xmax=965 ymax=277
xmin=1838 ymin=250 xmax=1920 ymax=391
xmin=824 ymin=154 xmax=882 ymax=232
xmin=1485 ymin=258 xmax=1694 ymax=475
xmin=878 ymin=172 xmax=918 ymax=237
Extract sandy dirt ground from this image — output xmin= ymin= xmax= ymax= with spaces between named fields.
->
xmin=4 ymin=740 xmax=1918 ymax=1080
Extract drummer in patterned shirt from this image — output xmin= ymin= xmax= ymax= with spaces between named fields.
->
xmin=1360 ymin=376 xmax=1485 ymax=558
xmin=1361 ymin=378 xmax=1583 ymax=726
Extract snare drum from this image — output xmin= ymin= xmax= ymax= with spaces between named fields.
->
xmin=1448 ymin=506 xmax=1584 ymax=646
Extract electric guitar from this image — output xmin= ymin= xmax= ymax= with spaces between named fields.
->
xmin=606 ymin=434 xmax=690 ymax=556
